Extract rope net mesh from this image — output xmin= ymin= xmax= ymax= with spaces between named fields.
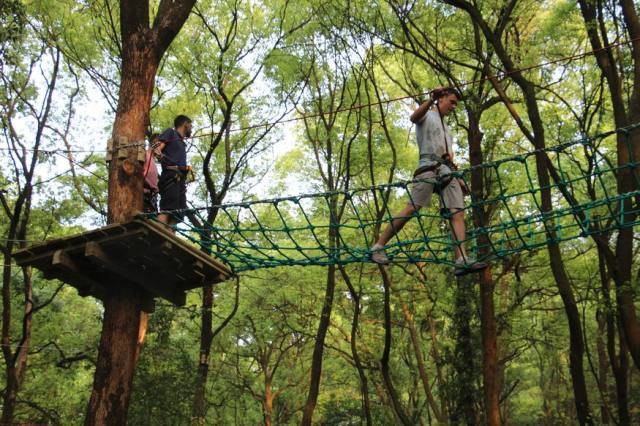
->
xmin=142 ymin=125 xmax=640 ymax=273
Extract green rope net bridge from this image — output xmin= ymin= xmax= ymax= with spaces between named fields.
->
xmin=143 ymin=125 xmax=640 ymax=274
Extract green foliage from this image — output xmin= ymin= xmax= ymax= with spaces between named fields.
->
xmin=2 ymin=0 xmax=640 ymax=424
xmin=0 ymin=0 xmax=26 ymax=66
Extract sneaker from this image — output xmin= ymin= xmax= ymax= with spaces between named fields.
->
xmin=370 ymin=244 xmax=390 ymax=265
xmin=454 ymin=255 xmax=488 ymax=276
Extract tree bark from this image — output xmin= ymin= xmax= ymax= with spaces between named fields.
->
xmin=338 ymin=265 xmax=373 ymax=425
xmin=598 ymin=247 xmax=630 ymax=424
xmin=1 ymin=266 xmax=34 ymax=424
xmin=576 ymin=0 xmax=640 ymax=371
xmin=85 ymin=287 xmax=145 ymax=425
xmin=264 ymin=378 xmax=274 ymax=426
xmin=301 ymin=261 xmax=337 ymax=425
xmin=467 ymin=105 xmax=500 ymax=426
xmin=193 ymin=284 xmax=214 ymax=425
xmin=442 ymin=2 xmax=593 ymax=422
xmin=378 ymin=266 xmax=412 ymax=425
xmin=1 ymin=45 xmax=60 ymax=424
xmin=451 ymin=273 xmax=478 ymax=425
xmin=85 ymin=1 xmax=195 ymax=423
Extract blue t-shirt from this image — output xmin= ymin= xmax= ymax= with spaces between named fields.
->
xmin=159 ymin=128 xmax=187 ymax=168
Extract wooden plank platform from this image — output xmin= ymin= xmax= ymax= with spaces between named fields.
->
xmin=12 ymin=218 xmax=233 ymax=311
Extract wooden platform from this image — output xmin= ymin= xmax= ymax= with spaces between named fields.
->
xmin=12 ymin=218 xmax=232 ymax=311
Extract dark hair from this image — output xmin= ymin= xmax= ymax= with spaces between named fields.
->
xmin=174 ymin=115 xmax=192 ymax=128
xmin=431 ymin=87 xmax=461 ymax=102
xmin=421 ymin=86 xmax=461 ymax=114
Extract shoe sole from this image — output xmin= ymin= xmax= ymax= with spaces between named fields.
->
xmin=454 ymin=263 xmax=488 ymax=277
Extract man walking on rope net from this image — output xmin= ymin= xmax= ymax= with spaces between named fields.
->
xmin=370 ymin=87 xmax=488 ymax=276
xmin=155 ymin=115 xmax=194 ymax=228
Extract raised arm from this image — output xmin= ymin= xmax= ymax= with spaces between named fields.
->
xmin=409 ymin=99 xmax=433 ymax=123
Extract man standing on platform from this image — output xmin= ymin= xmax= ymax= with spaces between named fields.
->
xmin=154 ymin=115 xmax=193 ymax=228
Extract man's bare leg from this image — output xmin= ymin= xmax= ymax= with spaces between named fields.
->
xmin=371 ymin=203 xmax=421 ymax=264
xmin=449 ymin=208 xmax=466 ymax=260
xmin=157 ymin=213 xmax=176 ymax=234
xmin=377 ymin=203 xmax=421 ymax=246
xmin=449 ymin=207 xmax=488 ymax=275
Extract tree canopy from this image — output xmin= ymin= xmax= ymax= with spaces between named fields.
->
xmin=1 ymin=0 xmax=639 ymax=424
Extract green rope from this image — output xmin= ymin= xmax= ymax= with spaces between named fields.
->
xmin=143 ymin=124 xmax=640 ymax=273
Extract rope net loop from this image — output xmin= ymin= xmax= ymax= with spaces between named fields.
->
xmin=142 ymin=124 xmax=640 ymax=273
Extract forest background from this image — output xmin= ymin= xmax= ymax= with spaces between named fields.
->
xmin=1 ymin=0 xmax=640 ymax=424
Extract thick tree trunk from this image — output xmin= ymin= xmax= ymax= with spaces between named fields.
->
xmin=479 ymin=269 xmax=499 ymax=425
xmin=467 ymin=108 xmax=500 ymax=426
xmin=84 ymin=1 xmax=195 ymax=423
xmin=451 ymin=273 xmax=478 ymax=425
xmin=85 ymin=43 xmax=157 ymax=424
xmin=576 ymin=0 xmax=640 ymax=372
xmin=85 ymin=287 xmax=145 ymax=425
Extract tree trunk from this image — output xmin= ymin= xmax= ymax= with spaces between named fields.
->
xmin=264 ymin=378 xmax=273 ymax=426
xmin=0 ymin=277 xmax=32 ymax=424
xmin=398 ymin=297 xmax=444 ymax=422
xmin=85 ymin=287 xmax=145 ymax=425
xmin=378 ymin=266 xmax=412 ymax=425
xmin=1 ymin=46 xmax=59 ymax=424
xmin=301 ymin=262 xmax=336 ymax=425
xmin=451 ymin=273 xmax=478 ymax=425
xmin=478 ymin=269 xmax=499 ymax=425
xmin=86 ymin=1 xmax=195 ymax=420
xmin=338 ymin=266 xmax=373 ymax=426
xmin=467 ymin=107 xmax=500 ymax=426
xmin=576 ymin=0 xmax=640 ymax=372
xmin=599 ymin=246 xmax=631 ymax=424
xmin=443 ymin=2 xmax=595 ymax=420
xmin=613 ymin=321 xmax=629 ymax=425
xmin=596 ymin=310 xmax=610 ymax=424
xmin=193 ymin=284 xmax=214 ymax=424
xmin=85 ymin=43 xmax=156 ymax=425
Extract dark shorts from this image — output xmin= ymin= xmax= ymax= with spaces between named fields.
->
xmin=159 ymin=169 xmax=187 ymax=220
xmin=143 ymin=190 xmax=158 ymax=213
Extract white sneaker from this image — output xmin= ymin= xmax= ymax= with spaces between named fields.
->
xmin=454 ymin=255 xmax=488 ymax=276
xmin=370 ymin=244 xmax=390 ymax=265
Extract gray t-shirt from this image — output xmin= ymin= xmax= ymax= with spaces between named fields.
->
xmin=415 ymin=109 xmax=453 ymax=167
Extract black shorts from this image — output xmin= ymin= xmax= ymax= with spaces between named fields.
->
xmin=158 ymin=169 xmax=187 ymax=220
xmin=143 ymin=189 xmax=158 ymax=213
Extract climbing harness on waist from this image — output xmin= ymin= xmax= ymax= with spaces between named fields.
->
xmin=413 ymin=150 xmax=459 ymax=197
